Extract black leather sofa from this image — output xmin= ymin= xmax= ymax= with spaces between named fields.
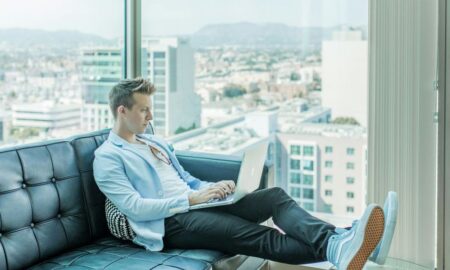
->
xmin=0 ymin=129 xmax=271 ymax=270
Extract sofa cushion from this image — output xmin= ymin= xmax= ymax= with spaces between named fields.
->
xmin=28 ymin=237 xmax=242 ymax=270
xmin=0 ymin=141 xmax=92 ymax=270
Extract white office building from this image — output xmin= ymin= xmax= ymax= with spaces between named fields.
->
xmin=322 ymin=30 xmax=368 ymax=127
xmin=142 ymin=37 xmax=201 ymax=137
xmin=12 ymin=101 xmax=81 ymax=130
xmin=276 ymin=123 xmax=367 ymax=217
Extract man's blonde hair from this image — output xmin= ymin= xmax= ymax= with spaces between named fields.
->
xmin=109 ymin=77 xmax=156 ymax=119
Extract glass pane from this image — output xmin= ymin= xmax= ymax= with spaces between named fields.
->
xmin=303 ymin=160 xmax=314 ymax=171
xmin=0 ymin=1 xmax=124 ymax=146
xmin=303 ymin=146 xmax=314 ymax=156
xmin=143 ymin=0 xmax=369 ymax=219
xmin=303 ymin=202 xmax=314 ymax=211
xmin=290 ymin=172 xmax=301 ymax=184
xmin=290 ymin=145 xmax=301 ymax=155
xmin=347 ymin=147 xmax=355 ymax=155
xmin=290 ymin=187 xmax=301 ymax=198
xmin=303 ymin=188 xmax=314 ymax=199
xmin=290 ymin=159 xmax=301 ymax=170
xmin=303 ymin=174 xmax=314 ymax=185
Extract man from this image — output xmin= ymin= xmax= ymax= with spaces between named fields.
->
xmin=93 ymin=78 xmax=398 ymax=269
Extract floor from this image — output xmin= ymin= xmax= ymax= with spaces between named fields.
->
xmin=268 ymin=258 xmax=433 ymax=270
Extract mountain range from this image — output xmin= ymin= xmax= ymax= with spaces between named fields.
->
xmin=0 ymin=23 xmax=366 ymax=49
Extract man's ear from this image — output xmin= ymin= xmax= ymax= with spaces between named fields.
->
xmin=117 ymin=105 xmax=126 ymax=116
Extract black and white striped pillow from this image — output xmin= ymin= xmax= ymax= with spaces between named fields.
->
xmin=105 ymin=198 xmax=136 ymax=241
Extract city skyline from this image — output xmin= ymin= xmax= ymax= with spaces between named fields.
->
xmin=0 ymin=0 xmax=367 ymax=38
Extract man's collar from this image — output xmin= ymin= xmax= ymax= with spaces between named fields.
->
xmin=108 ymin=131 xmax=127 ymax=147
xmin=108 ymin=130 xmax=154 ymax=147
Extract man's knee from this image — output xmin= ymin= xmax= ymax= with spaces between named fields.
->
xmin=262 ymin=187 xmax=291 ymax=202
xmin=268 ymin=186 xmax=287 ymax=196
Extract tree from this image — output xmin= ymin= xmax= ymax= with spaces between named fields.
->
xmin=290 ymin=72 xmax=300 ymax=81
xmin=332 ymin=117 xmax=360 ymax=126
xmin=175 ymin=123 xmax=197 ymax=135
xmin=223 ymin=84 xmax=246 ymax=98
xmin=10 ymin=127 xmax=40 ymax=140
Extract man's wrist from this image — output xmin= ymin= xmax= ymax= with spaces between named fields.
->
xmin=188 ymin=193 xmax=197 ymax=205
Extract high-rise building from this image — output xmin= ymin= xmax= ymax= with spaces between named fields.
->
xmin=81 ymin=38 xmax=201 ymax=137
xmin=276 ymin=123 xmax=367 ymax=217
xmin=81 ymin=48 xmax=122 ymax=131
xmin=142 ymin=37 xmax=201 ymax=136
xmin=322 ymin=30 xmax=368 ymax=127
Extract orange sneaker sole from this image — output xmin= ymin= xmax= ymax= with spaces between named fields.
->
xmin=347 ymin=206 xmax=385 ymax=270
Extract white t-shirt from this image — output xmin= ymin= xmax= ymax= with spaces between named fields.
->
xmin=131 ymin=141 xmax=193 ymax=199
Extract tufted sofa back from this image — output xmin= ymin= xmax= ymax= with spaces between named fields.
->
xmin=0 ymin=129 xmax=110 ymax=270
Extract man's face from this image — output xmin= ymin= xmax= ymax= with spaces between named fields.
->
xmin=121 ymin=93 xmax=153 ymax=134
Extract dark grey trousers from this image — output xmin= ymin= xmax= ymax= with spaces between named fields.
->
xmin=163 ymin=187 xmax=336 ymax=264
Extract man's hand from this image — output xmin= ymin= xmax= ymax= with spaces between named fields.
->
xmin=212 ymin=180 xmax=236 ymax=195
xmin=188 ymin=185 xmax=228 ymax=205
xmin=188 ymin=180 xmax=236 ymax=206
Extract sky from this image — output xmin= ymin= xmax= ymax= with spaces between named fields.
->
xmin=0 ymin=0 xmax=368 ymax=39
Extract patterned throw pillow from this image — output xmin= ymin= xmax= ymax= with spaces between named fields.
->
xmin=105 ymin=198 xmax=136 ymax=240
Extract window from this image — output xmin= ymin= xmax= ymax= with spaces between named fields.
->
xmin=325 ymin=190 xmax=333 ymax=196
xmin=0 ymin=1 xmax=124 ymax=145
xmin=290 ymin=159 xmax=301 ymax=170
xmin=153 ymin=61 xmax=165 ymax=68
xmin=154 ymin=70 xmax=166 ymax=76
xmin=290 ymin=173 xmax=301 ymax=184
xmin=346 ymin=162 xmax=355 ymax=170
xmin=303 ymin=160 xmax=314 ymax=171
xmin=154 ymin=77 xmax=166 ymax=84
xmin=154 ymin=120 xmax=165 ymax=126
xmin=303 ymin=202 xmax=314 ymax=211
xmin=303 ymin=188 xmax=314 ymax=199
xmin=303 ymin=174 xmax=313 ymax=185
xmin=154 ymin=103 xmax=165 ymax=110
xmin=347 ymin=206 xmax=355 ymax=213
xmin=323 ymin=204 xmax=333 ymax=213
xmin=290 ymin=187 xmax=301 ymax=198
xmin=347 ymin=147 xmax=355 ymax=155
xmin=153 ymin=52 xmax=166 ymax=59
xmin=346 ymin=177 xmax=355 ymax=184
xmin=347 ymin=192 xmax=354 ymax=199
xmin=142 ymin=0 xmax=368 ymax=220
xmin=303 ymin=146 xmax=314 ymax=156
xmin=290 ymin=145 xmax=301 ymax=155
xmin=324 ymin=175 xmax=333 ymax=182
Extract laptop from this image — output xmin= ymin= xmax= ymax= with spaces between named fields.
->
xmin=189 ymin=141 xmax=269 ymax=210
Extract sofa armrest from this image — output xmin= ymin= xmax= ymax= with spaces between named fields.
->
xmin=175 ymin=150 xmax=272 ymax=190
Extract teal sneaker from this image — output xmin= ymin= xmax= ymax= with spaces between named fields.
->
xmin=369 ymin=191 xmax=398 ymax=265
xmin=327 ymin=204 xmax=385 ymax=270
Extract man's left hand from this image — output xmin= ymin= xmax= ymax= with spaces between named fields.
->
xmin=213 ymin=180 xmax=236 ymax=195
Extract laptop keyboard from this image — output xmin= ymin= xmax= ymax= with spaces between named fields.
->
xmin=207 ymin=194 xmax=234 ymax=203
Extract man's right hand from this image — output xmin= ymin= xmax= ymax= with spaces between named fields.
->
xmin=188 ymin=186 xmax=228 ymax=205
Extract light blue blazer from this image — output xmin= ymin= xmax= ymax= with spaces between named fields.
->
xmin=93 ymin=131 xmax=212 ymax=251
